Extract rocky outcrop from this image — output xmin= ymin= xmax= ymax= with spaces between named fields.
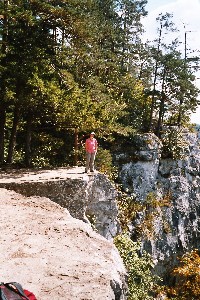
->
xmin=2 ymin=129 xmax=199 ymax=282
xmin=117 ymin=130 xmax=200 ymax=277
xmin=118 ymin=133 xmax=162 ymax=200
xmin=0 ymin=188 xmax=127 ymax=300
xmin=0 ymin=167 xmax=119 ymax=240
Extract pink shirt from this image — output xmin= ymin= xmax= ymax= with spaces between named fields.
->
xmin=85 ymin=138 xmax=97 ymax=153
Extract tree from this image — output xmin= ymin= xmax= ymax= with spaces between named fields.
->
xmin=0 ymin=0 xmax=133 ymax=166
xmin=142 ymin=13 xmax=199 ymax=134
xmin=0 ymin=0 xmax=9 ymax=163
xmin=2 ymin=0 xmax=61 ymax=165
xmin=159 ymin=49 xmax=199 ymax=130
xmin=148 ymin=13 xmax=177 ymax=131
xmin=165 ymin=250 xmax=200 ymax=299
xmin=118 ymin=0 xmax=148 ymax=71
xmin=1 ymin=0 xmax=199 ymax=167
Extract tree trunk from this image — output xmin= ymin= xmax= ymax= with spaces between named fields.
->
xmin=156 ymin=67 xmax=166 ymax=137
xmin=0 ymin=0 xmax=8 ymax=164
xmin=74 ymin=128 xmax=79 ymax=166
xmin=177 ymin=97 xmax=183 ymax=126
xmin=24 ymin=116 xmax=33 ymax=167
xmin=149 ymin=25 xmax=162 ymax=131
xmin=0 ymin=102 xmax=6 ymax=164
xmin=6 ymin=105 xmax=21 ymax=164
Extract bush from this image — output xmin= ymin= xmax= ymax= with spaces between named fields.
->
xmin=161 ymin=127 xmax=190 ymax=159
xmin=95 ymin=147 xmax=118 ymax=179
xmin=165 ymin=249 xmax=200 ymax=299
xmin=114 ymin=233 xmax=159 ymax=300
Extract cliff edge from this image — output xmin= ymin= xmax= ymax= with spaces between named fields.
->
xmin=0 ymin=166 xmax=119 ymax=240
xmin=0 ymin=187 xmax=127 ymax=300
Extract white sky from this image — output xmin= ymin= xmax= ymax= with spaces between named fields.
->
xmin=142 ymin=0 xmax=200 ymax=124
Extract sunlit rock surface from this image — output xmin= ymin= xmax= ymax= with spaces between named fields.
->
xmin=0 ymin=188 xmax=127 ymax=300
xmin=0 ymin=167 xmax=119 ymax=240
xmin=118 ymin=131 xmax=200 ymax=276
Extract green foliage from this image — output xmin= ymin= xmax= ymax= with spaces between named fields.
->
xmin=0 ymin=0 xmax=199 ymax=166
xmin=117 ymin=191 xmax=143 ymax=232
xmin=146 ymin=12 xmax=199 ymax=133
xmin=117 ymin=190 xmax=172 ymax=238
xmin=114 ymin=233 xmax=159 ymax=300
xmin=30 ymin=132 xmax=65 ymax=168
xmin=139 ymin=192 xmax=172 ymax=238
xmin=95 ymin=147 xmax=118 ymax=180
xmin=118 ymin=76 xmax=151 ymax=131
xmin=161 ymin=127 xmax=190 ymax=159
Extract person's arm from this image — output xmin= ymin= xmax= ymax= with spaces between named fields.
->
xmin=95 ymin=139 xmax=98 ymax=152
xmin=85 ymin=139 xmax=89 ymax=152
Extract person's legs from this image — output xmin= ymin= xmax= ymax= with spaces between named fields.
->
xmin=89 ymin=152 xmax=96 ymax=171
xmin=85 ymin=152 xmax=91 ymax=172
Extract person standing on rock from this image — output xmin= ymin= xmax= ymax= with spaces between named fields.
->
xmin=85 ymin=132 xmax=98 ymax=173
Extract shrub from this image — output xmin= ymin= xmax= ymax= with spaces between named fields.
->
xmin=114 ymin=233 xmax=159 ymax=300
xmin=95 ymin=147 xmax=118 ymax=180
xmin=161 ymin=127 xmax=190 ymax=159
xmin=165 ymin=249 xmax=200 ymax=300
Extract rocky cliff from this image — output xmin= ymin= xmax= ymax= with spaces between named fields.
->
xmin=0 ymin=167 xmax=119 ymax=240
xmin=0 ymin=166 xmax=129 ymax=299
xmin=117 ymin=129 xmax=200 ymax=277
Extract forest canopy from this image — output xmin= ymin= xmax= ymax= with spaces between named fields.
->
xmin=0 ymin=0 xmax=199 ymax=167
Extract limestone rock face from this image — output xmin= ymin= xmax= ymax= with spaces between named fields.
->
xmin=0 ymin=188 xmax=127 ymax=300
xmin=0 ymin=167 xmax=119 ymax=240
xmin=119 ymin=133 xmax=162 ymax=200
xmin=118 ymin=131 xmax=200 ymax=276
